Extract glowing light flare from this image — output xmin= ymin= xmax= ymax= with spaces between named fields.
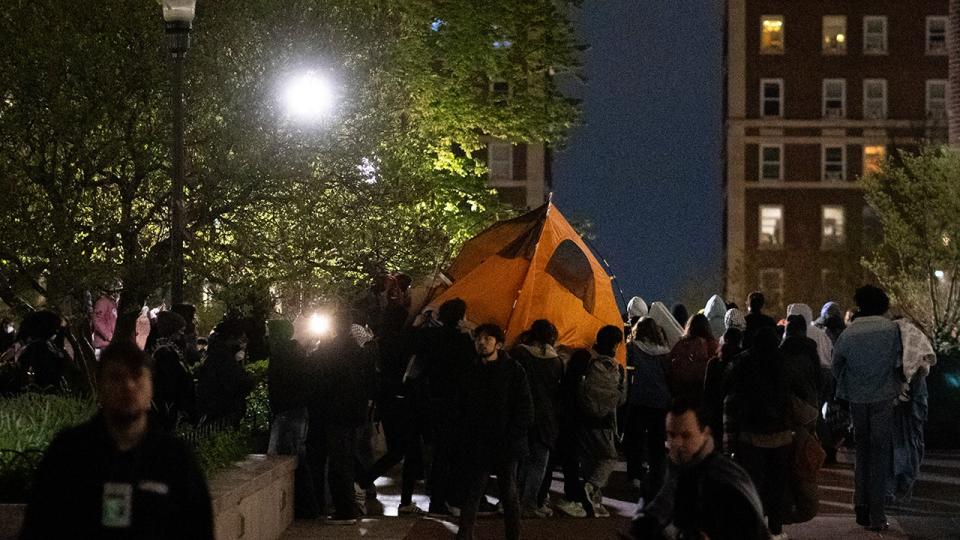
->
xmin=283 ymin=72 xmax=335 ymax=122
xmin=308 ymin=313 xmax=333 ymax=336
xmin=935 ymin=270 xmax=946 ymax=280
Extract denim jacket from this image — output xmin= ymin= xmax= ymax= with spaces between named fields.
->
xmin=832 ymin=316 xmax=902 ymax=404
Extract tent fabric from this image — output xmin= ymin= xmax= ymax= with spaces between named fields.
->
xmin=427 ymin=203 xmax=625 ymax=363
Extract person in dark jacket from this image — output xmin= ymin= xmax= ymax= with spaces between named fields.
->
xmin=727 ymin=326 xmax=793 ymax=539
xmin=575 ymin=325 xmax=626 ymax=518
xmin=15 ymin=310 xmax=73 ymax=393
xmin=147 ymin=311 xmax=197 ymax=431
xmin=456 ymin=323 xmax=533 ymax=540
xmin=744 ymin=291 xmax=777 ymax=349
xmin=510 ymin=319 xmax=563 ymax=518
xmin=414 ymin=298 xmax=476 ymax=516
xmin=625 ymin=317 xmax=672 ymax=502
xmin=667 ymin=314 xmax=717 ymax=404
xmin=20 ymin=341 xmax=213 ymax=540
xmin=626 ymin=398 xmax=769 ymax=540
xmin=306 ymin=310 xmax=378 ymax=524
xmin=266 ymin=319 xmax=320 ymax=519
xmin=196 ymin=318 xmax=254 ymax=425
xmin=779 ymin=315 xmax=822 ymax=524
xmin=553 ymin=345 xmax=590 ymax=518
xmin=702 ymin=327 xmax=743 ymax=450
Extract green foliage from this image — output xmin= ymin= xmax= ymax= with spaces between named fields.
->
xmin=0 ymin=394 xmax=97 ymax=452
xmin=242 ymin=359 xmax=271 ymax=435
xmin=176 ymin=422 xmax=251 ymax=476
xmin=0 ymin=0 xmax=580 ymax=315
xmin=863 ymin=146 xmax=960 ymax=347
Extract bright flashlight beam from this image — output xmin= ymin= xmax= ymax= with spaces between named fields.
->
xmin=284 ymin=72 xmax=335 ymax=121
xmin=308 ymin=313 xmax=332 ymax=336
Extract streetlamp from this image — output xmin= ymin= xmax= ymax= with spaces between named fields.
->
xmin=162 ymin=0 xmax=196 ymax=305
xmin=282 ymin=70 xmax=336 ymax=122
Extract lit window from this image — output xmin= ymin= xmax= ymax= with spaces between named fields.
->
xmin=863 ymin=16 xmax=888 ymax=54
xmin=760 ymin=144 xmax=783 ymax=181
xmin=863 ymin=145 xmax=886 ymax=175
xmin=761 ymin=79 xmax=783 ymax=117
xmin=488 ymin=141 xmax=513 ymax=180
xmin=823 ymin=16 xmax=847 ymax=54
xmin=927 ymin=16 xmax=948 ymax=54
xmin=822 ymin=206 xmax=846 ymax=249
xmin=759 ymin=268 xmax=785 ymax=310
xmin=863 ymin=79 xmax=887 ymax=120
xmin=761 ymin=16 xmax=785 ymax=53
xmin=926 ymin=80 xmax=948 ymax=120
xmin=823 ymin=146 xmax=846 ymax=181
xmin=759 ymin=205 xmax=784 ymax=248
xmin=823 ymin=79 xmax=846 ymax=118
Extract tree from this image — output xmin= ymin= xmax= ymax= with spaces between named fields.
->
xmin=862 ymin=146 xmax=960 ymax=349
xmin=0 ymin=0 xmax=581 ymax=325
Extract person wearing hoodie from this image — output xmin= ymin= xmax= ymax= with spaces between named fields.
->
xmin=786 ymin=303 xmax=833 ymax=370
xmin=573 ymin=325 xmax=626 ymax=518
xmin=702 ymin=327 xmax=743 ymax=450
xmin=671 ymin=304 xmax=690 ymax=329
xmin=815 ymin=301 xmax=848 ymax=463
xmin=779 ymin=315 xmax=823 ymax=524
xmin=667 ymin=314 xmax=718 ymax=404
xmin=649 ymin=302 xmax=683 ymax=348
xmin=704 ymin=295 xmax=728 ymax=341
xmin=626 ymin=296 xmax=649 ymax=327
xmin=510 ymin=319 xmax=563 ymax=518
xmin=744 ymin=291 xmax=777 ymax=349
xmin=724 ymin=308 xmax=747 ymax=332
xmin=625 ymin=317 xmax=672 ymax=502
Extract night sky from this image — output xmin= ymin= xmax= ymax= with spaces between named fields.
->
xmin=553 ymin=1 xmax=726 ymax=308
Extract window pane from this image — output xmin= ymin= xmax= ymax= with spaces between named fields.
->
xmin=762 ymin=146 xmax=780 ymax=162
xmin=759 ymin=269 xmax=784 ymax=309
xmin=488 ymin=142 xmax=512 ymax=179
xmin=760 ymin=146 xmax=781 ymax=179
xmin=822 ymin=206 xmax=846 ymax=248
xmin=759 ymin=206 xmax=784 ymax=246
xmin=928 ymin=17 xmax=947 ymax=53
xmin=824 ymin=147 xmax=844 ymax=180
xmin=864 ymin=145 xmax=886 ymax=174
xmin=823 ymin=16 xmax=847 ymax=52
xmin=864 ymin=17 xmax=886 ymax=53
xmin=762 ymin=16 xmax=785 ymax=52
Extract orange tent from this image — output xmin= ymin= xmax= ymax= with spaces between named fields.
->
xmin=426 ymin=202 xmax=626 ymax=363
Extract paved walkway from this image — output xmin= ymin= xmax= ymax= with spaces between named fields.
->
xmin=282 ymin=450 xmax=960 ymax=539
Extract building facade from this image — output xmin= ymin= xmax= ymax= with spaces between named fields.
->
xmin=484 ymin=139 xmax=551 ymax=209
xmin=725 ymin=0 xmax=949 ymax=313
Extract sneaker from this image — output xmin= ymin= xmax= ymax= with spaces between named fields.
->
xmin=770 ymin=533 xmax=789 ymax=540
xmin=353 ymin=484 xmax=367 ymax=516
xmin=537 ymin=503 xmax=554 ymax=517
xmin=554 ymin=497 xmax=587 ymax=518
xmin=582 ymin=483 xmax=598 ymax=516
xmin=398 ymin=503 xmax=426 ymax=516
xmin=326 ymin=516 xmax=358 ymax=525
xmin=592 ymin=503 xmax=610 ymax=518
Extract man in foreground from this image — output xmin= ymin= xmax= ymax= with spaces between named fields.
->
xmin=21 ymin=340 xmax=213 ymax=539
xmin=625 ymin=399 xmax=769 ymax=540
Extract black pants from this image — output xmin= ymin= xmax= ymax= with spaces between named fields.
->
xmin=737 ymin=443 xmax=791 ymax=535
xmin=624 ymin=405 xmax=667 ymax=501
xmin=556 ymin=426 xmax=586 ymax=505
xmin=427 ymin=400 xmax=459 ymax=510
xmin=363 ymin=395 xmax=424 ymax=505
xmin=457 ymin=459 xmax=520 ymax=540
xmin=307 ymin=415 xmax=358 ymax=519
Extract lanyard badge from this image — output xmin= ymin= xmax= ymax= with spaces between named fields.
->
xmin=102 ymin=482 xmax=133 ymax=528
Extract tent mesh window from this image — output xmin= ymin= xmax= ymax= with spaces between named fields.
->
xmin=545 ymin=240 xmax=596 ymax=313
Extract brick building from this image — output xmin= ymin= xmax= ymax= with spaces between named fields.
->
xmin=725 ymin=0 xmax=949 ymax=313
xmin=484 ymin=139 xmax=551 ymax=209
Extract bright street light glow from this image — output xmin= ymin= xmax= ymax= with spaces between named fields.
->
xmin=308 ymin=313 xmax=332 ymax=336
xmin=935 ymin=270 xmax=946 ymax=280
xmin=283 ymin=71 xmax=335 ymax=121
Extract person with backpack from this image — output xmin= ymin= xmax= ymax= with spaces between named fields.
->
xmin=573 ymin=325 xmax=626 ymax=517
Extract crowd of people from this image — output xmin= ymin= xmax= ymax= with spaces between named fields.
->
xmin=5 ymin=276 xmax=935 ymax=540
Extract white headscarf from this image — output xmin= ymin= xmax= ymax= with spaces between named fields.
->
xmin=627 ymin=296 xmax=649 ymax=320
xmin=704 ymin=294 xmax=727 ymax=339
xmin=648 ymin=301 xmax=683 ymax=348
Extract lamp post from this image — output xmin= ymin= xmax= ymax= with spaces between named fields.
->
xmin=162 ymin=0 xmax=196 ymax=305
